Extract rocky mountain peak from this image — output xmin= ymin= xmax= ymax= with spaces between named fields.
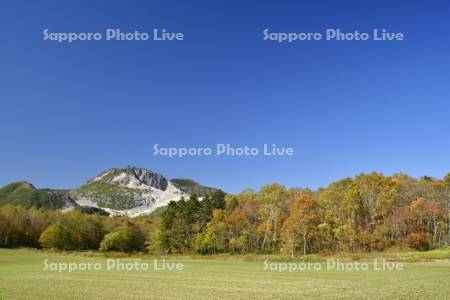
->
xmin=88 ymin=167 xmax=168 ymax=191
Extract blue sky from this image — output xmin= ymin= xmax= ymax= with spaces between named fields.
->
xmin=1 ymin=0 xmax=449 ymax=193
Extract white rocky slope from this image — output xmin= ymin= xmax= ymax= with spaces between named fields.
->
xmin=70 ymin=168 xmax=190 ymax=217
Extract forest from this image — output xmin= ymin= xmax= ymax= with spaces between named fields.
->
xmin=1 ymin=172 xmax=449 ymax=256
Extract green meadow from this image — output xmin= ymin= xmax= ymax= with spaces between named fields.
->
xmin=1 ymin=249 xmax=449 ymax=299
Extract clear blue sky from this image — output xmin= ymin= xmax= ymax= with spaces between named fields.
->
xmin=1 ymin=0 xmax=449 ymax=193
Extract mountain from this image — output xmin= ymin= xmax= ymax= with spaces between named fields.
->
xmin=0 ymin=167 xmax=222 ymax=217
xmin=70 ymin=167 xmax=188 ymax=216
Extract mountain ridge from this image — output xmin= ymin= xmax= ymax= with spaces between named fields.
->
xmin=0 ymin=167 xmax=223 ymax=217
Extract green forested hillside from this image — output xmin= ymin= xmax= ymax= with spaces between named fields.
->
xmin=0 ymin=182 xmax=65 ymax=209
xmin=171 ymin=179 xmax=222 ymax=197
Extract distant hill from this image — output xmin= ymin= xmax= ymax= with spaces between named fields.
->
xmin=171 ymin=179 xmax=222 ymax=197
xmin=0 ymin=182 xmax=71 ymax=209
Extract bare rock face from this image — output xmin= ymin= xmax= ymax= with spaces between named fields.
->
xmin=91 ymin=168 xmax=169 ymax=191
xmin=128 ymin=168 xmax=168 ymax=191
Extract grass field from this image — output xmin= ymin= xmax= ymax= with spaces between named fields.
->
xmin=0 ymin=249 xmax=449 ymax=299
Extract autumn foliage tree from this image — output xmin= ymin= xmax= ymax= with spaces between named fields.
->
xmin=281 ymin=190 xmax=319 ymax=257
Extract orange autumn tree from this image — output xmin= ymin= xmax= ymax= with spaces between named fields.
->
xmin=281 ymin=190 xmax=320 ymax=257
xmin=404 ymin=197 xmax=446 ymax=250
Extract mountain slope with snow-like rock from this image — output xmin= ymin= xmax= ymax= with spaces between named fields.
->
xmin=69 ymin=167 xmax=219 ymax=217
xmin=0 ymin=167 xmax=222 ymax=217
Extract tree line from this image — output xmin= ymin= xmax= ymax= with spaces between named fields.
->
xmin=1 ymin=172 xmax=449 ymax=256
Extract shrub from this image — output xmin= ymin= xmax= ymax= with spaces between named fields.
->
xmin=406 ymin=233 xmax=429 ymax=251
xmin=38 ymin=212 xmax=105 ymax=250
xmin=39 ymin=224 xmax=72 ymax=249
xmin=99 ymin=224 xmax=145 ymax=252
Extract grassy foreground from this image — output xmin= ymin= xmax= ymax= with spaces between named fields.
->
xmin=0 ymin=249 xmax=449 ymax=299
